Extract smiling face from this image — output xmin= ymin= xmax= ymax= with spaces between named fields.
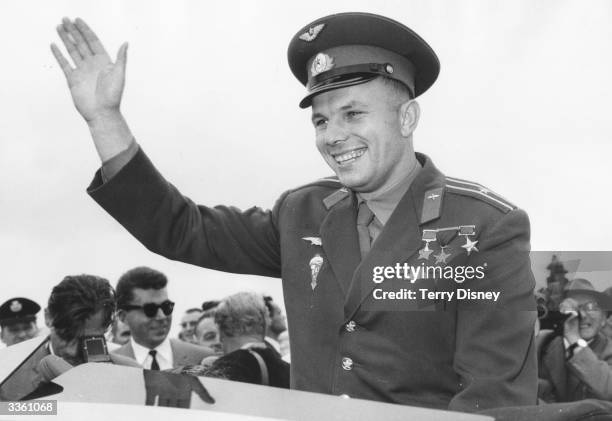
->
xmin=119 ymin=287 xmax=171 ymax=349
xmin=311 ymin=78 xmax=419 ymax=196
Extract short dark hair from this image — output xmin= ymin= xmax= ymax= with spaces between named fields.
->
xmin=263 ymin=296 xmax=274 ymax=318
xmin=201 ymin=300 xmax=220 ymax=312
xmin=47 ymin=274 xmax=116 ymax=342
xmin=379 ymin=76 xmax=413 ymax=102
xmin=185 ymin=307 xmax=202 ymax=315
xmin=116 ymin=266 xmax=168 ymax=309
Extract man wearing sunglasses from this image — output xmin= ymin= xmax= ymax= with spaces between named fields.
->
xmin=113 ymin=266 xmax=213 ymax=369
xmin=538 ymin=278 xmax=612 ymax=402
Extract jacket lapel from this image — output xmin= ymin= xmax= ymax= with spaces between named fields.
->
xmin=320 ymin=192 xmax=361 ymax=295
xmin=343 ymin=154 xmax=446 ymax=321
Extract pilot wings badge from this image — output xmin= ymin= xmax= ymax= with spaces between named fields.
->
xmin=302 ymin=236 xmax=322 ymax=246
xmin=299 ymin=23 xmax=325 ymax=42
xmin=309 ymin=254 xmax=324 ymax=290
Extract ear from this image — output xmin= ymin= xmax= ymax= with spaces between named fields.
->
xmin=44 ymin=308 xmax=52 ymax=328
xmin=399 ymin=99 xmax=420 ymax=137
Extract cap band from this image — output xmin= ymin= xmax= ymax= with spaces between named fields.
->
xmin=301 ymin=45 xmax=416 ymax=108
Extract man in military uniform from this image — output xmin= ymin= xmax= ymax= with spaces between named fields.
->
xmin=51 ymin=13 xmax=537 ymax=412
xmin=0 ymin=297 xmax=41 ymax=346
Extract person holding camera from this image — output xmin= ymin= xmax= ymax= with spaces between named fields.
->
xmin=0 ymin=274 xmax=140 ymax=401
xmin=537 ymin=278 xmax=612 ymax=402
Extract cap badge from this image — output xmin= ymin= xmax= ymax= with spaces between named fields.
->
xmin=311 ymin=53 xmax=335 ymax=77
xmin=299 ymin=23 xmax=325 ymax=42
xmin=10 ymin=300 xmax=22 ymax=313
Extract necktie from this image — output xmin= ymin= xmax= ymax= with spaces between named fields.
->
xmin=149 ymin=349 xmax=160 ymax=370
xmin=357 ymin=201 xmax=375 ymax=259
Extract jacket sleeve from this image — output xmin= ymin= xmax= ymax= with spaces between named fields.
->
xmin=449 ymin=208 xmax=538 ymax=412
xmin=87 ymin=147 xmax=283 ymax=277
xmin=567 ymin=342 xmax=612 ymax=400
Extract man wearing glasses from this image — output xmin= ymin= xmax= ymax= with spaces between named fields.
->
xmin=538 ymin=278 xmax=612 ymax=402
xmin=114 ymin=267 xmax=213 ymax=369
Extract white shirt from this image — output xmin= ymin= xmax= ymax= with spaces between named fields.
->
xmin=130 ymin=337 xmax=173 ymax=370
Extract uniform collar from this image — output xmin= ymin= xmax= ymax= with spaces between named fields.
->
xmin=356 ymin=160 xmax=421 ymax=226
xmin=323 ymin=152 xmax=446 ymax=225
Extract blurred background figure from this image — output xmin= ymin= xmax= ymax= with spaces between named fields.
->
xmin=114 ymin=266 xmax=213 ymax=369
xmin=263 ymin=295 xmax=287 ymax=358
xmin=109 ymin=317 xmax=131 ymax=345
xmin=178 ymin=307 xmax=202 ymax=344
xmin=204 ymin=292 xmax=289 ymax=388
xmin=603 ymin=286 xmax=612 ymax=341
xmin=195 ymin=305 xmax=222 ymax=355
xmin=0 ymin=297 xmax=41 ymax=347
xmin=0 ymin=274 xmax=139 ymax=401
xmin=537 ymin=278 xmax=612 ymax=402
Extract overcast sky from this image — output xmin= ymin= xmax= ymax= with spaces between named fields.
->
xmin=1 ymin=0 xmax=611 ymax=336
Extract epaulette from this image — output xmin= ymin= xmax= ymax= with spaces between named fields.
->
xmin=288 ymin=176 xmax=342 ymax=193
xmin=445 ymin=177 xmax=516 ymax=213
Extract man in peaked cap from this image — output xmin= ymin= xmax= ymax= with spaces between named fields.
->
xmin=52 ymin=12 xmax=536 ymax=412
xmin=0 ymin=297 xmax=41 ymax=346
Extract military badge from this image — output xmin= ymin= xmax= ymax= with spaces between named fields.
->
xmin=418 ymin=229 xmax=437 ymax=261
xmin=299 ymin=23 xmax=325 ymax=42
xmin=10 ymin=300 xmax=22 ymax=313
xmin=302 ymin=236 xmax=322 ymax=246
xmin=434 ymin=247 xmax=452 ymax=264
xmin=459 ymin=225 xmax=479 ymax=256
xmin=311 ymin=53 xmax=335 ymax=77
xmin=309 ymin=254 xmax=324 ymax=290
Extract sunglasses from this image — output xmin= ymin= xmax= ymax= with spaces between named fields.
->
xmin=122 ymin=300 xmax=175 ymax=318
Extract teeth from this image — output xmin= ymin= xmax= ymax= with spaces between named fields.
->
xmin=335 ymin=148 xmax=366 ymax=163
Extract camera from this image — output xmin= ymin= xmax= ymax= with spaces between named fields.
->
xmin=80 ymin=335 xmax=111 ymax=363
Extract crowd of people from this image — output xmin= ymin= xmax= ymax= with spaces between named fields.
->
xmin=0 ymin=266 xmax=290 ymax=400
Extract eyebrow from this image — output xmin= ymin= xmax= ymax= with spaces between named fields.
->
xmin=311 ymin=100 xmax=369 ymax=122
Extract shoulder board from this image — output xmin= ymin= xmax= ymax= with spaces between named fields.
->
xmin=288 ymin=176 xmax=342 ymax=193
xmin=445 ymin=177 xmax=516 ymax=213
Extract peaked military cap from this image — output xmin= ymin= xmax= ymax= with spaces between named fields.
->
xmin=0 ymin=297 xmax=41 ymax=327
xmin=288 ymin=12 xmax=440 ymax=108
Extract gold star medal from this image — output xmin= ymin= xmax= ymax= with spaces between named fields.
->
xmin=459 ymin=225 xmax=479 ymax=256
xmin=418 ymin=229 xmax=437 ymax=260
xmin=434 ymin=246 xmax=452 ymax=265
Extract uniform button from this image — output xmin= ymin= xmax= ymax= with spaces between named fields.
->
xmin=345 ymin=320 xmax=356 ymax=332
xmin=341 ymin=357 xmax=353 ymax=370
xmin=339 ymin=394 xmax=351 ymax=399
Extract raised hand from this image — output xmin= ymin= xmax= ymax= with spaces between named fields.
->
xmin=51 ymin=17 xmax=127 ymax=123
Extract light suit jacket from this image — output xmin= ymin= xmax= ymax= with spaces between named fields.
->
xmin=112 ymin=338 xmax=213 ymax=368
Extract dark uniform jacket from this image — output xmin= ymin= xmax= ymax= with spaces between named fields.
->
xmin=207 ymin=347 xmax=290 ymax=388
xmin=538 ymin=332 xmax=612 ymax=402
xmin=88 ymin=149 xmax=537 ymax=412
